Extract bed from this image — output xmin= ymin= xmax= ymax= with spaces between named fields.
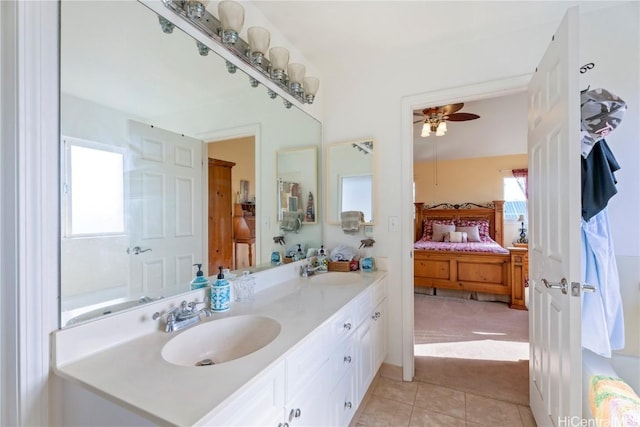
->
xmin=414 ymin=200 xmax=526 ymax=309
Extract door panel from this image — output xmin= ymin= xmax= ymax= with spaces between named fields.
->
xmin=128 ymin=120 xmax=203 ymax=297
xmin=528 ymin=7 xmax=582 ymax=426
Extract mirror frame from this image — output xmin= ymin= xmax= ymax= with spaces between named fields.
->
xmin=325 ymin=139 xmax=376 ymax=225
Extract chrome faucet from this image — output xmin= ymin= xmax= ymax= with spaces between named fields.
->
xmin=299 ymin=262 xmax=320 ymax=277
xmin=153 ymin=300 xmax=212 ymax=333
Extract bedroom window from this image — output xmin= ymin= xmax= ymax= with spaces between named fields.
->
xmin=503 ymin=177 xmax=527 ymax=221
xmin=62 ymin=137 xmax=126 ymax=237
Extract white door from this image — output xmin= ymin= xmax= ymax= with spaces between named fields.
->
xmin=128 ymin=120 xmax=203 ymax=297
xmin=528 ymin=8 xmax=582 ymax=426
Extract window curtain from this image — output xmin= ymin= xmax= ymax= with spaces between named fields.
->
xmin=512 ymin=168 xmax=528 ymax=199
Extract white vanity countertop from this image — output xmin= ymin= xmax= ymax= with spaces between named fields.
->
xmin=52 ymin=270 xmax=386 ymax=426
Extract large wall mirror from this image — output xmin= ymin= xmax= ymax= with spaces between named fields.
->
xmin=326 ymin=140 xmax=375 ymax=224
xmin=60 ymin=1 xmax=321 ymax=327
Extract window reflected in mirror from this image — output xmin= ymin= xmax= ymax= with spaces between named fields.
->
xmin=326 ymin=139 xmax=375 ymax=224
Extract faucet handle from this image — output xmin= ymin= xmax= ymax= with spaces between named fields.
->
xmin=187 ymin=300 xmax=205 ymax=311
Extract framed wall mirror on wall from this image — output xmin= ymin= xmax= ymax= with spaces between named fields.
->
xmin=276 ymin=146 xmax=318 ymax=225
xmin=326 ymin=139 xmax=375 ymax=224
xmin=59 ymin=0 xmax=321 ymax=327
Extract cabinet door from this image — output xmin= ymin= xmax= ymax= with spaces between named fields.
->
xmin=204 ymin=361 xmax=284 ymax=426
xmin=373 ymin=298 xmax=387 ymax=370
xmin=328 ymin=367 xmax=356 ymax=427
xmin=286 ymin=365 xmax=327 ymax=427
xmin=356 ymin=318 xmax=374 ymax=406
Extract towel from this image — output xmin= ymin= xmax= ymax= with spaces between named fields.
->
xmin=341 ymin=211 xmax=364 ymax=234
xmin=280 ymin=212 xmax=303 ymax=233
xmin=329 ymin=244 xmax=358 ymax=262
xmin=589 ymin=375 xmax=640 ymax=426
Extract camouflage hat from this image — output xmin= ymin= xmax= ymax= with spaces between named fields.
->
xmin=580 ymin=88 xmax=626 ymax=158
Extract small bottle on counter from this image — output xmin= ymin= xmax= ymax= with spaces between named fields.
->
xmin=359 ymin=239 xmax=376 ymax=272
xmin=210 ymin=266 xmax=230 ymax=312
xmin=317 ymin=245 xmax=328 ymax=272
xmin=190 ymin=263 xmax=209 ymax=290
xmin=271 ymin=236 xmax=284 ymax=265
xmin=293 ymin=243 xmax=305 ymax=261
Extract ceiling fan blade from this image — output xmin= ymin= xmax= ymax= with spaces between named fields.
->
xmin=413 ymin=119 xmax=423 ymax=124
xmin=441 ymin=103 xmax=464 ymax=115
xmin=446 ymin=112 xmax=480 ymax=121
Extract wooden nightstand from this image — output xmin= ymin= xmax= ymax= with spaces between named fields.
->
xmin=508 ymin=246 xmax=528 ymax=310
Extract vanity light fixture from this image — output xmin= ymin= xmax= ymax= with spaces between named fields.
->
xmin=287 ymin=63 xmax=306 ymax=94
xmin=218 ymin=0 xmax=244 ymax=45
xmin=269 ymin=47 xmax=289 ymax=81
xmin=161 ymin=0 xmax=320 ymax=107
xmin=158 ymin=16 xmax=175 ymax=34
xmin=186 ymin=0 xmax=208 ymax=19
xmin=247 ymin=26 xmax=270 ymax=65
xmin=196 ymin=40 xmax=209 ymax=56
xmin=303 ymin=77 xmax=319 ymax=104
xmin=352 ymin=140 xmax=373 ymax=154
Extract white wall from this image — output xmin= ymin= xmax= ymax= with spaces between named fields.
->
xmin=321 ymin=2 xmax=639 ymax=366
xmin=579 ymin=2 xmax=640 ymax=357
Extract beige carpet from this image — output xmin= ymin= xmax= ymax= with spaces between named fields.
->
xmin=414 ymin=294 xmax=530 ymax=406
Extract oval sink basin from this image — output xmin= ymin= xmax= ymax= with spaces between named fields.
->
xmin=161 ymin=315 xmax=281 ymax=367
xmin=309 ymin=272 xmax=361 ymax=286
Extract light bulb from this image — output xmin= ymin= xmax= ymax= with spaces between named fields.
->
xmin=218 ymin=1 xmax=244 ymax=45
xmin=287 ymin=63 xmax=305 ymax=93
xmin=247 ymin=26 xmax=270 ymax=65
xmin=421 ymin=123 xmax=430 ymax=137
xmin=303 ymin=77 xmax=319 ymax=104
xmin=269 ymin=47 xmax=289 ymax=81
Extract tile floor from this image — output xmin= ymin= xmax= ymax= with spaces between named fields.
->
xmin=353 ymin=374 xmax=537 ymax=427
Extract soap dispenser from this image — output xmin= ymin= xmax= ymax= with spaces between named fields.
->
xmin=210 ymin=266 xmax=230 ymax=312
xmin=317 ymin=245 xmax=328 ymax=272
xmin=271 ymin=236 xmax=285 ymax=265
xmin=359 ymin=239 xmax=376 ymax=272
xmin=190 ymin=263 xmax=209 ymax=290
xmin=293 ymin=243 xmax=305 ymax=261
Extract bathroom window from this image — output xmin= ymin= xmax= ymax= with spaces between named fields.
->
xmin=62 ymin=137 xmax=126 ymax=237
xmin=503 ymin=176 xmax=527 ymax=221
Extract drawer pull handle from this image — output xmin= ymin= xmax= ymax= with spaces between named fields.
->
xmin=344 ymin=401 xmax=352 ymax=410
xmin=343 ymin=322 xmax=352 ymax=330
xmin=344 ymin=355 xmax=352 ymax=363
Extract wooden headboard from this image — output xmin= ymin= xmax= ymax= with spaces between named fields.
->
xmin=414 ymin=200 xmax=505 ymax=247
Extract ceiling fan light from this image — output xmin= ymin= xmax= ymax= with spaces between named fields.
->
xmin=421 ymin=123 xmax=430 ymax=137
xmin=437 ymin=121 xmax=447 ymax=132
xmin=435 ymin=128 xmax=446 ymax=137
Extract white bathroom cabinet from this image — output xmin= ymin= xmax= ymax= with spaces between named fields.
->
xmin=55 ymin=272 xmax=387 ymax=427
xmin=203 ymin=277 xmax=387 ymax=427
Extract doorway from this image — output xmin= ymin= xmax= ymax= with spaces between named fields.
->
xmin=206 ymin=135 xmax=256 ymax=274
xmin=400 ymin=75 xmax=532 ymax=382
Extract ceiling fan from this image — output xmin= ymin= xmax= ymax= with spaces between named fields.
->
xmin=414 ymin=103 xmax=480 ymax=137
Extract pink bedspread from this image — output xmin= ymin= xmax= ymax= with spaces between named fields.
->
xmin=413 ymin=237 xmax=509 ymax=254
